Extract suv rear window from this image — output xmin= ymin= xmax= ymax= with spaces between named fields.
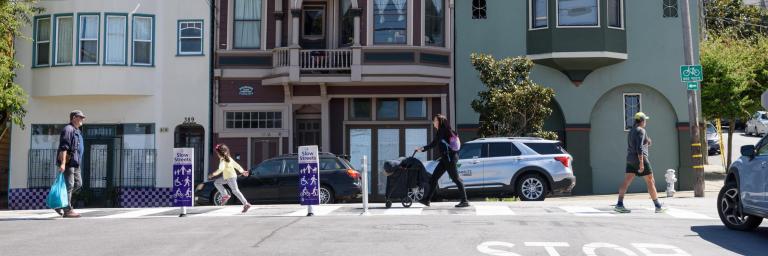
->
xmin=524 ymin=142 xmax=566 ymax=155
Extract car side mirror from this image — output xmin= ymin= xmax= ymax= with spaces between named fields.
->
xmin=741 ymin=145 xmax=756 ymax=158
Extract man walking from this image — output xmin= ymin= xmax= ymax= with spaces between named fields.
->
xmin=55 ymin=110 xmax=86 ymax=218
xmin=615 ymin=112 xmax=665 ymax=213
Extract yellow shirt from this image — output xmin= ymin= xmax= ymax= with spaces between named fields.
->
xmin=211 ymin=158 xmax=245 ymax=180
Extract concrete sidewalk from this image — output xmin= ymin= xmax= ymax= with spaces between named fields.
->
xmin=548 ymin=164 xmax=726 ymax=202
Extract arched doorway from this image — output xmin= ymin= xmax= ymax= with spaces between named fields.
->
xmin=175 ymin=121 xmax=205 ymax=185
xmin=589 ymin=84 xmax=679 ymax=194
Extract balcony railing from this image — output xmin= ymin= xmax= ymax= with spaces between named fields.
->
xmin=300 ymin=49 xmax=353 ymax=71
xmin=273 ymin=48 xmax=290 ymax=68
xmin=28 ymin=149 xmax=157 ymax=189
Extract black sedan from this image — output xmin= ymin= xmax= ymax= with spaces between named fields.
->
xmin=196 ymin=153 xmax=362 ymax=205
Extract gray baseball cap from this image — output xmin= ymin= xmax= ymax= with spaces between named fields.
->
xmin=70 ymin=110 xmax=86 ymax=119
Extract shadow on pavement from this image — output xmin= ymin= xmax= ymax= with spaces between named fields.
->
xmin=691 ymin=225 xmax=768 ymax=255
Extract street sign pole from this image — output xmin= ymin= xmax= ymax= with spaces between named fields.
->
xmin=681 ymin=0 xmax=704 ymax=197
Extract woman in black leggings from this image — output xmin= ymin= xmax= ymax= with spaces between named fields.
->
xmin=416 ymin=114 xmax=470 ymax=208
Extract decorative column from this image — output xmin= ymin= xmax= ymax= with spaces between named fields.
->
xmin=350 ymin=7 xmax=362 ymax=81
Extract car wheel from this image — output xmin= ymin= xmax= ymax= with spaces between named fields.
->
xmin=517 ymin=174 xmax=547 ymax=201
xmin=717 ymin=182 xmax=763 ymax=231
xmin=319 ymin=185 xmax=335 ymax=204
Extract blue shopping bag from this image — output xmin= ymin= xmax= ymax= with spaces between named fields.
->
xmin=46 ymin=173 xmax=69 ymax=209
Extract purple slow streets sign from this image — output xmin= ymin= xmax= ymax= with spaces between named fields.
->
xmin=298 ymin=145 xmax=320 ymax=206
xmin=173 ymin=148 xmax=194 ymax=207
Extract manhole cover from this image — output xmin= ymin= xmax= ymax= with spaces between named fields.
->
xmin=375 ymin=224 xmax=429 ymax=230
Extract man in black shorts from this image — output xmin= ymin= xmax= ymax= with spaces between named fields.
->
xmin=615 ymin=112 xmax=665 ymax=213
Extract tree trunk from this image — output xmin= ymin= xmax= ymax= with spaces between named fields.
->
xmin=726 ymin=116 xmax=735 ymax=170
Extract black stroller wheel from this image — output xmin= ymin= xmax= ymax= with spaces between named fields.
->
xmin=385 ymin=201 xmax=392 ymax=208
xmin=402 ymin=197 xmax=413 ymax=208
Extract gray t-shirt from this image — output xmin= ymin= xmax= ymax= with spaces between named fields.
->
xmin=627 ymin=126 xmax=650 ymax=164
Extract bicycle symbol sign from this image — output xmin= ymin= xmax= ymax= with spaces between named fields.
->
xmin=680 ymin=65 xmax=703 ymax=82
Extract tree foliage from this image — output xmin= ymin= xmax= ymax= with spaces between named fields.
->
xmin=0 ymin=0 xmax=36 ymax=129
xmin=705 ymin=0 xmax=768 ymax=39
xmin=470 ymin=53 xmax=557 ymax=140
xmin=701 ymin=34 xmax=768 ymax=167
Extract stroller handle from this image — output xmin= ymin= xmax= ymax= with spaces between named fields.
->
xmin=411 ymin=150 xmax=418 ymax=158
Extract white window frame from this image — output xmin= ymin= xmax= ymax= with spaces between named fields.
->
xmin=34 ymin=16 xmax=52 ymax=67
xmin=231 ymin=0 xmax=266 ymax=50
xmin=607 ymin=0 xmax=625 ymax=30
xmin=555 ymin=0 xmax=601 ymax=28
xmin=104 ymin=14 xmax=128 ymax=65
xmin=367 ymin=0 xmax=413 ymax=46
xmin=78 ymin=14 xmax=100 ymax=65
xmin=528 ymin=0 xmax=549 ymax=30
xmin=178 ymin=20 xmax=204 ymax=55
xmin=54 ymin=15 xmax=74 ymax=66
xmin=132 ymin=15 xmax=154 ymax=66
xmin=623 ymin=93 xmax=642 ymax=131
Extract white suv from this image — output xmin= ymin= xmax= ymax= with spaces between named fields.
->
xmin=424 ymin=137 xmax=576 ymax=201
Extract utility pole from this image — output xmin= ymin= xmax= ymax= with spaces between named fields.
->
xmin=682 ymin=0 xmax=705 ymax=197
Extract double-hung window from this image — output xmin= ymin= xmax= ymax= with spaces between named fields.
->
xmin=34 ymin=16 xmax=52 ymax=67
xmin=234 ymin=0 xmax=262 ymax=49
xmin=531 ymin=0 xmax=548 ymax=29
xmin=105 ymin=14 xmax=128 ymax=65
xmin=54 ymin=14 xmax=74 ymax=66
xmin=373 ymin=0 xmax=407 ymax=44
xmin=425 ymin=0 xmax=445 ymax=47
xmin=557 ymin=0 xmax=598 ymax=27
xmin=132 ymin=15 xmax=154 ymax=66
xmin=178 ymin=20 xmax=204 ymax=55
xmin=77 ymin=14 xmax=100 ymax=65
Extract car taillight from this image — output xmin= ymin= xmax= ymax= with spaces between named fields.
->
xmin=346 ymin=169 xmax=361 ymax=180
xmin=555 ymin=156 xmax=571 ymax=168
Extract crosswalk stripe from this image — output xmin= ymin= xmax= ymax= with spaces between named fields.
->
xmin=96 ymin=208 xmax=173 ymax=219
xmin=286 ymin=205 xmax=342 ymax=216
xmin=475 ymin=205 xmax=516 ymax=216
xmin=382 ymin=207 xmax=423 ymax=216
xmin=645 ymin=208 xmax=715 ymax=220
xmin=194 ymin=206 xmax=247 ymax=217
xmin=559 ymin=206 xmax=614 ymax=217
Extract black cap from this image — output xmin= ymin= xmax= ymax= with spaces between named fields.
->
xmin=70 ymin=110 xmax=86 ymax=119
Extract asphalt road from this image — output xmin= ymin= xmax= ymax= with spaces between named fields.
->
xmin=707 ymin=130 xmax=762 ymax=168
xmin=1 ymin=198 xmax=766 ymax=256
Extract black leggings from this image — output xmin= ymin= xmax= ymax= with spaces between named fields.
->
xmin=426 ymin=152 xmax=468 ymax=202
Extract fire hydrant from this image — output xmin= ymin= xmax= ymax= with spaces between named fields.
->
xmin=665 ymin=169 xmax=677 ymax=197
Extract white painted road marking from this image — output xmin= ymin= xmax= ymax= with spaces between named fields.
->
xmin=286 ymin=205 xmax=342 ymax=216
xmin=96 ymin=208 xmax=173 ymax=219
xmin=382 ymin=207 xmax=424 ymax=216
xmin=559 ymin=206 xmax=614 ymax=217
xmin=475 ymin=205 xmax=516 ymax=216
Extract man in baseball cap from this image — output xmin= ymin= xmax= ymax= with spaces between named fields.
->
xmin=615 ymin=111 xmax=665 ymax=214
xmin=55 ymin=110 xmax=86 ymax=218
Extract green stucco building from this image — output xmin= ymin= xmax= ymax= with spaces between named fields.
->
xmin=454 ymin=0 xmax=700 ymax=194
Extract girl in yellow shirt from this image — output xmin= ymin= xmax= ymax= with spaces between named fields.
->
xmin=209 ymin=144 xmax=252 ymax=213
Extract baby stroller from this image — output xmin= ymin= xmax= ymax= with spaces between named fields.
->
xmin=382 ymin=151 xmax=431 ymax=208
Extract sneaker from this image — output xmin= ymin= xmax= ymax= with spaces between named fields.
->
xmin=455 ymin=201 xmax=470 ymax=208
xmin=418 ymin=199 xmax=431 ymax=207
xmin=220 ymin=195 xmax=231 ymax=205
xmin=655 ymin=206 xmax=666 ymax=213
xmin=54 ymin=209 xmax=63 ymax=216
xmin=614 ymin=205 xmax=631 ymax=213
xmin=242 ymin=204 xmax=251 ymax=213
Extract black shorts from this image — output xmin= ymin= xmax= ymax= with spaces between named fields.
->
xmin=626 ymin=160 xmax=652 ymax=177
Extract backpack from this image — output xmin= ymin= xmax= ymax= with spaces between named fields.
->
xmin=441 ymin=132 xmax=461 ymax=152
